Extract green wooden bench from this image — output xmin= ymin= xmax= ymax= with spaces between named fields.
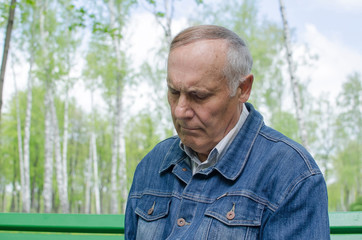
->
xmin=330 ymin=211 xmax=362 ymax=240
xmin=0 ymin=213 xmax=125 ymax=239
xmin=0 ymin=211 xmax=361 ymax=239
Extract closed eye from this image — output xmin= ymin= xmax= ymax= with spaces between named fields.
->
xmin=168 ymin=86 xmax=179 ymax=95
xmin=191 ymin=91 xmax=209 ymax=100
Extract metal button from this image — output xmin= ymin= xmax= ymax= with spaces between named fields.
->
xmin=147 ymin=208 xmax=154 ymax=215
xmin=148 ymin=201 xmax=155 ymax=215
xmin=182 ymin=168 xmax=187 ymax=171
xmin=226 ymin=211 xmax=235 ymax=220
xmin=177 ymin=218 xmax=186 ymax=227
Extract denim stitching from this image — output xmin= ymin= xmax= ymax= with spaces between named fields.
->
xmin=258 ymin=131 xmax=313 ymax=172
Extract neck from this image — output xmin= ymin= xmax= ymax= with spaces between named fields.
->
xmin=197 ymin=152 xmax=209 ymax=163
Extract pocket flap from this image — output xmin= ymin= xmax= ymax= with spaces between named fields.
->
xmin=135 ymin=194 xmax=171 ymax=221
xmin=205 ymin=195 xmax=264 ymax=226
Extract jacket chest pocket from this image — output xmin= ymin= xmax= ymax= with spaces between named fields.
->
xmin=135 ymin=194 xmax=171 ymax=240
xmin=195 ymin=195 xmax=264 ymax=240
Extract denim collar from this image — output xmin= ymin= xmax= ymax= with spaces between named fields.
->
xmin=159 ymin=103 xmax=264 ymax=181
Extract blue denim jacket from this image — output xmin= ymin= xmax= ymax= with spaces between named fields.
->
xmin=125 ymin=103 xmax=330 ymax=239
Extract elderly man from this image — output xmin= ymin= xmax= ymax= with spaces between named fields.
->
xmin=125 ymin=25 xmax=330 ymax=239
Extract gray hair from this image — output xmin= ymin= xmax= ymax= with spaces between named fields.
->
xmin=169 ymin=25 xmax=253 ymax=96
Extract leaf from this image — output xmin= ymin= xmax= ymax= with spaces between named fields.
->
xmin=156 ymin=11 xmax=165 ymax=18
xmin=146 ymin=0 xmax=156 ymax=5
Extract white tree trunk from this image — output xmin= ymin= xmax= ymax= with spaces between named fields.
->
xmin=12 ymin=60 xmax=29 ymax=212
xmin=43 ymin=89 xmax=54 ymax=213
xmin=84 ymin=141 xmax=92 ymax=214
xmin=23 ymin=58 xmax=33 ymax=213
xmin=51 ymin=97 xmax=69 ymax=213
xmin=108 ymin=0 xmax=122 ymax=214
xmin=39 ymin=0 xmax=54 ymax=213
xmin=62 ymin=87 xmax=69 ymax=210
xmin=0 ymin=0 xmax=16 ymax=121
xmin=110 ymin=114 xmax=119 ymax=213
xmin=279 ymin=0 xmax=309 ymax=149
xmin=118 ymin=130 xmax=128 ymax=212
xmin=157 ymin=0 xmax=173 ymax=44
xmin=91 ymin=133 xmax=101 ymax=214
xmin=117 ymin=90 xmax=127 ymax=212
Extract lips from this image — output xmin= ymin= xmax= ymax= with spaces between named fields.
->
xmin=177 ymin=123 xmax=201 ymax=134
xmin=181 ymin=126 xmax=199 ymax=130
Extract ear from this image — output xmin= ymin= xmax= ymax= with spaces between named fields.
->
xmin=238 ymin=74 xmax=253 ymax=103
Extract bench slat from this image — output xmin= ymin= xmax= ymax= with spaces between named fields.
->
xmin=0 ymin=231 xmax=124 ymax=240
xmin=331 ymin=234 xmax=362 ymax=240
xmin=0 ymin=213 xmax=125 ymax=234
xmin=1 ymin=211 xmax=362 ymax=239
xmin=329 ymin=211 xmax=362 ymax=234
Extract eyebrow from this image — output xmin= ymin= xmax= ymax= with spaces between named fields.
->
xmin=166 ymin=78 xmax=215 ymax=95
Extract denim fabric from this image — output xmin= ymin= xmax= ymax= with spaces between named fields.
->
xmin=125 ymin=103 xmax=330 ymax=240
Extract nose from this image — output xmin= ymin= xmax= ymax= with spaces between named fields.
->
xmin=174 ymin=94 xmax=194 ymax=119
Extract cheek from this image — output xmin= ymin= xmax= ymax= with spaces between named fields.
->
xmin=194 ymin=106 xmax=217 ymax=125
xmin=197 ymin=102 xmax=233 ymax=126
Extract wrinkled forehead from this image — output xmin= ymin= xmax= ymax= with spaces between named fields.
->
xmin=167 ymin=40 xmax=228 ymax=85
xmin=168 ymin=39 xmax=228 ymax=67
xmin=167 ymin=40 xmax=227 ymax=78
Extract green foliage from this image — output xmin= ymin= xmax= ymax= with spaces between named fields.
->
xmin=0 ymin=110 xmax=19 ymax=187
xmin=66 ymin=6 xmax=87 ymax=31
xmin=350 ymin=196 xmax=362 ymax=211
xmin=335 ymin=72 xmax=362 ymax=143
xmin=327 ymin=73 xmax=362 ymax=211
xmin=334 ymin=140 xmax=361 ymax=188
xmin=0 ymin=1 xmax=9 ymax=27
xmin=125 ymin=113 xmax=162 ymax=187
xmin=1 ymin=0 xmax=361 ymax=213
xmin=270 ymin=110 xmax=299 ymax=141
xmin=190 ymin=0 xmax=284 ymax=111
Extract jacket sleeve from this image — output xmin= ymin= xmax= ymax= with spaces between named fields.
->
xmin=125 ymin=182 xmax=138 ymax=240
xmin=262 ymin=172 xmax=330 ymax=240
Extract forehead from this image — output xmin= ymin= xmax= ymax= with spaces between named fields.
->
xmin=167 ymin=39 xmax=227 ymax=77
xmin=167 ymin=39 xmax=228 ymax=90
xmin=168 ymin=39 xmax=228 ymax=65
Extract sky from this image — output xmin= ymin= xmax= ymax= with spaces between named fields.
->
xmin=118 ymin=0 xmax=362 ymax=116
xmin=2 ymin=0 xmax=362 ymax=114
xmin=257 ymin=0 xmax=362 ymax=100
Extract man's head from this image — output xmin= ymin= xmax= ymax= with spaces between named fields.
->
xmin=167 ymin=25 xmax=253 ymax=161
xmin=170 ymin=25 xmax=253 ymax=96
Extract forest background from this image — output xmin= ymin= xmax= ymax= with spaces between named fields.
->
xmin=0 ymin=0 xmax=361 ymax=214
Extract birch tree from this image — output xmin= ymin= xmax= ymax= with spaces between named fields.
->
xmin=144 ymin=0 xmax=175 ymax=44
xmin=54 ymin=0 xmax=84 ymax=213
xmin=91 ymin=132 xmax=101 ymax=214
xmin=12 ymin=56 xmax=29 ymax=212
xmin=0 ymin=0 xmax=16 ymax=122
xmin=37 ymin=0 xmax=71 ymax=213
xmin=84 ymin=0 xmax=135 ymax=214
xmin=51 ymin=96 xmax=69 ymax=213
xmin=43 ymin=91 xmax=54 ymax=212
xmin=13 ymin=0 xmax=39 ymax=212
xmin=138 ymin=0 xmax=185 ymax=138
xmin=190 ymin=0 xmax=285 ymax=126
xmin=82 ymin=42 xmax=104 ymax=213
xmin=36 ymin=0 xmax=51 ymax=212
xmin=35 ymin=0 xmax=82 ymax=213
xmin=311 ymin=95 xmax=335 ymax=181
xmin=278 ymin=0 xmax=309 ymax=149
xmin=107 ymin=0 xmax=130 ymax=213
xmin=84 ymin=141 xmax=92 ymax=214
